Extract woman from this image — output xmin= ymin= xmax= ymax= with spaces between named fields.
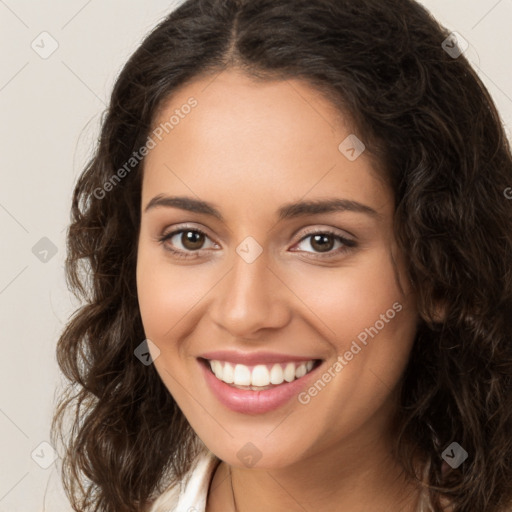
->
xmin=51 ymin=0 xmax=512 ymax=511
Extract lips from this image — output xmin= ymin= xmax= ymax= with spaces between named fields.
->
xmin=197 ymin=352 xmax=325 ymax=414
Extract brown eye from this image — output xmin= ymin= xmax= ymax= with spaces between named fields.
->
xmin=180 ymin=230 xmax=205 ymax=250
xmin=292 ymin=229 xmax=357 ymax=258
xmin=309 ymin=234 xmax=335 ymax=253
xmin=158 ymin=227 xmax=217 ymax=258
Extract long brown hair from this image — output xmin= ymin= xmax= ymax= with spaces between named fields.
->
xmin=52 ymin=0 xmax=512 ymax=510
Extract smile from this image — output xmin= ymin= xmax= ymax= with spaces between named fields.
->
xmin=198 ymin=355 xmax=325 ymax=414
xmin=207 ymin=359 xmax=318 ymax=390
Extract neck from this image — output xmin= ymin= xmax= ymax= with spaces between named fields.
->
xmin=207 ymin=416 xmax=423 ymax=512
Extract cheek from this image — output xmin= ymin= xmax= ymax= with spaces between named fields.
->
xmin=285 ymin=253 xmax=416 ymax=439
xmin=136 ymin=246 xmax=213 ymax=341
xmin=286 ymin=249 xmax=408 ymax=343
xmin=136 ymin=248 xmax=212 ymax=394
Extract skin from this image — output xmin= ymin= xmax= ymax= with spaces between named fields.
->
xmin=136 ymin=68 xmax=423 ymax=511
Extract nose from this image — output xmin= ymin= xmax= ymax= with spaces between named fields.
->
xmin=208 ymin=247 xmax=291 ymax=339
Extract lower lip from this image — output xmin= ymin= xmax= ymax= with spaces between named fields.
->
xmin=198 ymin=358 xmax=323 ymax=415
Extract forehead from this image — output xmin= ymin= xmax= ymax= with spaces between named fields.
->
xmin=150 ymin=69 xmax=349 ymax=160
xmin=142 ymin=69 xmax=391 ymax=217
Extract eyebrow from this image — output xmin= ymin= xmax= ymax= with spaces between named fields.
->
xmin=144 ymin=194 xmax=380 ymax=221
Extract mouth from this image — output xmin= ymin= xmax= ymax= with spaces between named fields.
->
xmin=196 ymin=348 xmax=327 ymax=414
xmin=199 ymin=357 xmax=323 ymax=391
xmin=198 ymin=357 xmax=323 ymax=391
xmin=197 ymin=354 xmax=325 ymax=414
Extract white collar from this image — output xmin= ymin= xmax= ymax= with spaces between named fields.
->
xmin=149 ymin=450 xmax=220 ymax=512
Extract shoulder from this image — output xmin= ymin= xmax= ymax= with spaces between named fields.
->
xmin=147 ymin=449 xmax=221 ymax=512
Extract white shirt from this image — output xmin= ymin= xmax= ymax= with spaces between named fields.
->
xmin=148 ymin=450 xmax=221 ymax=512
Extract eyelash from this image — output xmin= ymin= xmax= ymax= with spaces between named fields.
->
xmin=157 ymin=225 xmax=357 ymax=260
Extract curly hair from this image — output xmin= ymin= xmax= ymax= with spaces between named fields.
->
xmin=51 ymin=0 xmax=512 ymax=511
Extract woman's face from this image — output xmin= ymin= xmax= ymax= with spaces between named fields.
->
xmin=136 ymin=69 xmax=419 ymax=469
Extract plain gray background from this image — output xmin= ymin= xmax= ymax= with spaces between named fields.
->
xmin=1 ymin=1 xmax=511 ymax=510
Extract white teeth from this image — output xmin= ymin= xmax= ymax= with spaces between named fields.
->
xmin=211 ymin=360 xmax=222 ymax=379
xmin=295 ymin=363 xmax=307 ymax=379
xmin=251 ymin=365 xmax=270 ymax=386
xmin=233 ymin=364 xmax=251 ymax=386
xmin=270 ymin=364 xmax=284 ymax=385
xmin=223 ymin=362 xmax=234 ymax=384
xmin=207 ymin=359 xmax=317 ymax=387
xmin=283 ymin=362 xmax=296 ymax=382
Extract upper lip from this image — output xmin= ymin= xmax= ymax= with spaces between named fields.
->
xmin=199 ymin=350 xmax=321 ymax=365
